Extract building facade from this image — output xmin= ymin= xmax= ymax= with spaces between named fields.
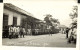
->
xmin=3 ymin=3 xmax=39 ymax=37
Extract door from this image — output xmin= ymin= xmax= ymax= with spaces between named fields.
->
xmin=3 ymin=14 xmax=9 ymax=38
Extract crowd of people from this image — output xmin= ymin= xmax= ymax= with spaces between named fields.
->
xmin=60 ymin=24 xmax=77 ymax=44
xmin=68 ymin=25 xmax=77 ymax=43
xmin=65 ymin=25 xmax=77 ymax=43
xmin=9 ymin=25 xmax=26 ymax=39
xmin=8 ymin=24 xmax=77 ymax=44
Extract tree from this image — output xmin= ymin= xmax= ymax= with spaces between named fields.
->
xmin=44 ymin=14 xmax=53 ymax=26
xmin=44 ymin=14 xmax=60 ymax=29
xmin=69 ymin=6 xmax=78 ymax=19
xmin=69 ymin=6 xmax=78 ymax=27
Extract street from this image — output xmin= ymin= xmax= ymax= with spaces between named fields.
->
xmin=2 ymin=33 xmax=76 ymax=48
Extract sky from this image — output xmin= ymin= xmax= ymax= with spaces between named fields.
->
xmin=7 ymin=0 xmax=77 ymax=27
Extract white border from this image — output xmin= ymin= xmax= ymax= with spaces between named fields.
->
xmin=0 ymin=0 xmax=80 ymax=50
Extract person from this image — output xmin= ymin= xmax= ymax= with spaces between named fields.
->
xmin=20 ymin=27 xmax=22 ymax=38
xmin=20 ymin=27 xmax=25 ymax=38
xmin=13 ymin=26 xmax=16 ymax=38
xmin=66 ymin=28 xmax=69 ymax=38
xmin=35 ymin=29 xmax=38 ymax=35
xmin=9 ymin=25 xmax=11 ymax=39
xmin=9 ymin=25 xmax=13 ymax=39
xmin=67 ymin=28 xmax=72 ymax=43
xmin=71 ymin=25 xmax=77 ymax=43
xmin=47 ymin=26 xmax=52 ymax=36
xmin=16 ymin=26 xmax=20 ymax=38
xmin=49 ymin=29 xmax=52 ymax=36
xmin=68 ymin=25 xmax=77 ymax=43
xmin=22 ymin=28 xmax=26 ymax=38
xmin=62 ymin=28 xmax=65 ymax=34
xmin=28 ymin=28 xmax=32 ymax=35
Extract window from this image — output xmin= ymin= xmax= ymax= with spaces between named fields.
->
xmin=3 ymin=14 xmax=8 ymax=26
xmin=13 ymin=17 xmax=17 ymax=26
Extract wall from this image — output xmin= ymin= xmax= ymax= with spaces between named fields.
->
xmin=3 ymin=8 xmax=26 ymax=26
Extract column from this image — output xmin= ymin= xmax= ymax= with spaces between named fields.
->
xmin=17 ymin=16 xmax=21 ymax=26
xmin=8 ymin=13 xmax=13 ymax=25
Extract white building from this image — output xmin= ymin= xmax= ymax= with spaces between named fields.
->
xmin=3 ymin=3 xmax=33 ymax=27
xmin=3 ymin=3 xmax=33 ymax=37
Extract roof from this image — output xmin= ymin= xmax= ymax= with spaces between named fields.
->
xmin=4 ymin=3 xmax=40 ymax=21
xmin=59 ymin=25 xmax=67 ymax=28
xmin=4 ymin=3 xmax=33 ymax=17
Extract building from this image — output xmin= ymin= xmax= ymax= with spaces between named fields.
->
xmin=3 ymin=3 xmax=40 ymax=37
xmin=59 ymin=25 xmax=67 ymax=34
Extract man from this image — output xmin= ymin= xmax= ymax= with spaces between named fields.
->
xmin=16 ymin=26 xmax=20 ymax=38
xmin=13 ymin=26 xmax=16 ymax=38
xmin=28 ymin=29 xmax=32 ymax=35
xmin=47 ymin=26 xmax=52 ymax=36
xmin=35 ymin=29 xmax=38 ymax=35
xmin=71 ymin=25 xmax=77 ymax=43
xmin=20 ymin=27 xmax=25 ymax=38
xmin=20 ymin=27 xmax=23 ymax=38
xmin=22 ymin=28 xmax=26 ymax=38
xmin=66 ymin=28 xmax=69 ymax=38
xmin=9 ymin=25 xmax=13 ymax=39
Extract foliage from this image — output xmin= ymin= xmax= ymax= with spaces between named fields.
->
xmin=69 ymin=6 xmax=78 ymax=27
xmin=44 ymin=14 xmax=60 ymax=26
xmin=69 ymin=6 xmax=78 ymax=19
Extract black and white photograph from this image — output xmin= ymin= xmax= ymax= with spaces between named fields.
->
xmin=2 ymin=0 xmax=78 ymax=48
